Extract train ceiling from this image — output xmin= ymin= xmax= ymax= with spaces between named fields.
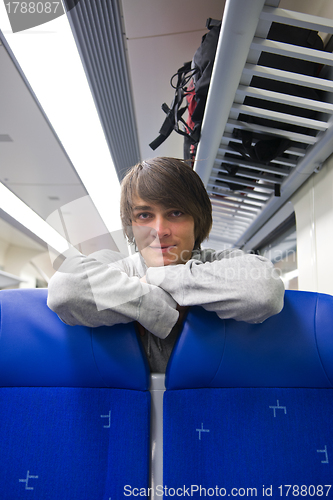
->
xmin=64 ymin=0 xmax=333 ymax=249
xmin=1 ymin=0 xmax=333 ymax=252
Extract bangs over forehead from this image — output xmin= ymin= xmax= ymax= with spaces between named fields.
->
xmin=120 ymin=157 xmax=212 ymax=248
xmin=134 ymin=160 xmax=194 ymax=208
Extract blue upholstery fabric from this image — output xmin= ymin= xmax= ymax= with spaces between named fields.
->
xmin=164 ymin=388 xmax=333 ymax=495
xmin=0 ymin=288 xmax=151 ymax=499
xmin=0 ymin=387 xmax=150 ymax=500
xmin=0 ymin=288 xmax=149 ymax=389
xmin=164 ymin=291 xmax=333 ymax=497
xmin=166 ymin=290 xmax=333 ymax=389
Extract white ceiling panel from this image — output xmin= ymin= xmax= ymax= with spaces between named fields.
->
xmin=0 ymin=39 xmax=87 ymax=218
xmin=5 ymin=184 xmax=90 ymax=220
xmin=121 ymin=0 xmax=225 ymax=39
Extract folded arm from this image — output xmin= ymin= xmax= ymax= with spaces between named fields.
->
xmin=47 ymin=250 xmax=178 ymax=338
xmin=145 ymin=248 xmax=285 ymax=323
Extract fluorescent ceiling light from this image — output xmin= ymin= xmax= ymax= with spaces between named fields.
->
xmin=0 ymin=2 xmax=121 ymax=234
xmin=0 ymin=182 xmax=71 ymax=254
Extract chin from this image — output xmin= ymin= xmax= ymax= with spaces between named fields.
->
xmin=145 ymin=256 xmax=174 ymax=268
xmin=142 ymin=249 xmax=184 ymax=267
xmin=143 ymin=255 xmax=164 ymax=268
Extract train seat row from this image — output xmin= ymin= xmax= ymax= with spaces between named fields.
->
xmin=0 ymin=288 xmax=332 ymax=499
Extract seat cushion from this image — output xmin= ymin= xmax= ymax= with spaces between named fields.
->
xmin=0 ymin=387 xmax=150 ymax=499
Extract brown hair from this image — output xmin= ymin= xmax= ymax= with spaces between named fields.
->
xmin=120 ymin=157 xmax=212 ymax=249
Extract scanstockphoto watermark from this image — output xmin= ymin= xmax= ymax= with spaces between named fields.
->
xmin=3 ymin=0 xmax=81 ymax=33
xmin=184 ymin=257 xmax=282 ymax=284
xmin=124 ymin=484 xmax=332 ymax=497
xmin=46 ymin=197 xmax=166 ymax=311
xmin=155 ymin=247 xmax=282 ymax=282
xmin=46 ymin=195 xmax=281 ymax=311
xmin=124 ymin=484 xmax=259 ymax=497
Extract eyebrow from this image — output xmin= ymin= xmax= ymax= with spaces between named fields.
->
xmin=132 ymin=204 xmax=183 ymax=213
xmin=132 ymin=205 xmax=153 ymax=212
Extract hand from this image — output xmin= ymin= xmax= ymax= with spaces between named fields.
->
xmin=140 ymin=275 xmax=147 ymax=283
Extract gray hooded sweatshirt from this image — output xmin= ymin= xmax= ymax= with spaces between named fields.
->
xmin=47 ymin=248 xmax=284 ymax=372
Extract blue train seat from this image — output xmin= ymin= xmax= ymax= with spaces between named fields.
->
xmin=163 ymin=290 xmax=333 ymax=497
xmin=0 ymin=288 xmax=150 ymax=500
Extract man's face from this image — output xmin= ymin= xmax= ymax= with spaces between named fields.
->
xmin=131 ymin=195 xmax=195 ymax=267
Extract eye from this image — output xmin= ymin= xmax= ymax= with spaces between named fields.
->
xmin=135 ymin=212 xmax=152 ymax=220
xmin=169 ymin=210 xmax=184 ymax=218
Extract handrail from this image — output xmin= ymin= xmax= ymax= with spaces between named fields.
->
xmin=194 ymin=0 xmax=266 ymax=186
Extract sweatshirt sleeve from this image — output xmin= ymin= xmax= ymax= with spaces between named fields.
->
xmin=145 ymin=249 xmax=285 ymax=324
xmin=47 ymin=250 xmax=179 ymax=339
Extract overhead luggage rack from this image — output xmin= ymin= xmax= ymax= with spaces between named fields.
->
xmin=194 ymin=0 xmax=333 ymax=249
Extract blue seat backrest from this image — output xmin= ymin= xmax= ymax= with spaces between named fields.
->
xmin=0 ymin=288 xmax=150 ymax=500
xmin=166 ymin=290 xmax=333 ymax=389
xmin=163 ymin=291 xmax=333 ymax=495
xmin=0 ymin=287 xmax=149 ymax=389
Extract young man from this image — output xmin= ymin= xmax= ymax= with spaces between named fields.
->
xmin=47 ymin=157 xmax=284 ymax=372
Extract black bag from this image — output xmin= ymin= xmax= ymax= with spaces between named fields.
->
xmin=149 ymin=18 xmax=221 ymax=161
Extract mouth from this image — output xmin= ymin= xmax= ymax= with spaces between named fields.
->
xmin=149 ymin=245 xmax=176 ymax=253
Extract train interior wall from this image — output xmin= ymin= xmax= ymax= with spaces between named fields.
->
xmin=292 ymin=154 xmax=333 ymax=295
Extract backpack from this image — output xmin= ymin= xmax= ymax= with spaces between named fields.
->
xmin=149 ymin=18 xmax=221 ymax=161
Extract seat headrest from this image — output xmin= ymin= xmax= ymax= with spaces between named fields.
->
xmin=0 ymin=288 xmax=149 ymax=390
xmin=166 ymin=290 xmax=333 ymax=390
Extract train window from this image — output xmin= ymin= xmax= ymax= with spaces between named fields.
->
xmin=255 ymin=213 xmax=297 ymax=290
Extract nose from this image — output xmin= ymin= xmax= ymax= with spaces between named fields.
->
xmin=150 ymin=215 xmax=171 ymax=239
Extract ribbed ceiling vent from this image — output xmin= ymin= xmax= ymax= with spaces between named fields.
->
xmin=64 ymin=0 xmax=141 ymax=181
